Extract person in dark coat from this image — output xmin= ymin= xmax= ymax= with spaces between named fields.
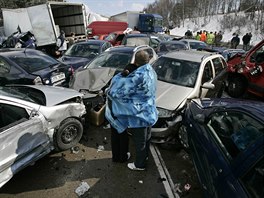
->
xmin=231 ymin=34 xmax=240 ymax=49
xmin=242 ymin=33 xmax=251 ymax=51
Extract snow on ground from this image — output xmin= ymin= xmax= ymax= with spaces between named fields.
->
xmin=169 ymin=12 xmax=263 ymax=46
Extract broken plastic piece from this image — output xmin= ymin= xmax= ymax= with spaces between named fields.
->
xmin=75 ymin=181 xmax=90 ymax=196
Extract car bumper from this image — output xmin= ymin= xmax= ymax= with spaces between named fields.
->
xmin=151 ymin=115 xmax=182 ymax=143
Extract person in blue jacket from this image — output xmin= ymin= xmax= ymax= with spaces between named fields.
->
xmin=105 ymin=50 xmax=158 ymax=170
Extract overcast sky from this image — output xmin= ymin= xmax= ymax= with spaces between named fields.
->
xmin=67 ymin=0 xmax=156 ymax=16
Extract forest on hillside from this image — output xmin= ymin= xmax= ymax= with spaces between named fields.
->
xmin=143 ymin=0 xmax=264 ymax=32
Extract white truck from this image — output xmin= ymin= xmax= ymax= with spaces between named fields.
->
xmin=2 ymin=1 xmax=89 ymax=55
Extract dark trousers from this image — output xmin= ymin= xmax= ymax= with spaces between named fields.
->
xmin=129 ymin=127 xmax=151 ymax=168
xmin=111 ymin=126 xmax=129 ymax=162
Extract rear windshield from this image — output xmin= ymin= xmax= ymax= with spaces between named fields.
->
xmin=9 ymin=54 xmax=59 ymax=73
xmin=65 ymin=44 xmax=100 ymax=57
xmin=0 ymin=86 xmax=46 ymax=105
xmin=86 ymin=52 xmax=132 ymax=70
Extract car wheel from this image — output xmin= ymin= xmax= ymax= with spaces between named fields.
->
xmin=227 ymin=76 xmax=247 ymax=98
xmin=178 ymin=124 xmax=189 ymax=149
xmin=54 ymin=118 xmax=83 ymax=151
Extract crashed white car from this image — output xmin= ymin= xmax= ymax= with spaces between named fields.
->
xmin=0 ymin=85 xmax=86 ymax=188
xmin=151 ymin=50 xmax=228 ymax=146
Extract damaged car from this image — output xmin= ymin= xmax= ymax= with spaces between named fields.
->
xmin=151 ymin=50 xmax=228 ymax=146
xmin=184 ymin=98 xmax=264 ymax=197
xmin=69 ymin=45 xmax=158 ymax=125
xmin=0 ymin=85 xmax=86 ymax=188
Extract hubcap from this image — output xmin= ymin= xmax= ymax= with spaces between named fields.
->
xmin=61 ymin=124 xmax=78 ymax=144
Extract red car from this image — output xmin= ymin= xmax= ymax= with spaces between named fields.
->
xmin=226 ymin=39 xmax=264 ymax=98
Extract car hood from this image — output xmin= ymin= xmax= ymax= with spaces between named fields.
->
xmin=156 ymin=80 xmax=194 ymax=111
xmin=59 ymin=56 xmax=93 ymax=69
xmin=8 ymin=85 xmax=83 ymax=106
xmin=70 ymin=67 xmax=117 ymax=92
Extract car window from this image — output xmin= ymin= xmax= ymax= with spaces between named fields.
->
xmin=9 ymin=55 xmax=58 ymax=73
xmin=212 ymin=57 xmax=225 ymax=76
xmin=0 ymin=103 xmax=29 ymax=132
xmin=241 ymin=157 xmax=264 ymax=197
xmin=65 ymin=44 xmax=100 ymax=57
xmin=86 ymin=52 xmax=132 ymax=69
xmin=207 ymin=111 xmax=264 ymax=159
xmin=0 ymin=58 xmax=10 ymax=73
xmin=250 ymin=45 xmax=264 ymax=63
xmin=202 ymin=61 xmax=213 ymax=84
xmin=190 ymin=41 xmax=207 ymax=49
xmin=152 ymin=56 xmax=199 ymax=87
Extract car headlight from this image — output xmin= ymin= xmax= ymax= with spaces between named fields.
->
xmin=44 ymin=79 xmax=50 ymax=85
xmin=33 ymin=76 xmax=43 ymax=85
xmin=157 ymin=107 xmax=174 ymax=118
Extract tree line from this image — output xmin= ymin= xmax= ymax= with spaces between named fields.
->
xmin=143 ymin=0 xmax=264 ymax=32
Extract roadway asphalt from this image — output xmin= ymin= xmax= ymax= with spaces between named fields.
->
xmin=0 ymin=124 xmax=202 ymax=198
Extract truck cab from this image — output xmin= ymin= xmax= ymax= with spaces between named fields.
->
xmin=226 ymin=39 xmax=264 ymax=99
xmin=137 ymin=14 xmax=163 ymax=33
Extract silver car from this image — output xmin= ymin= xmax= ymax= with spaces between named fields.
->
xmin=0 ymin=85 xmax=86 ymax=188
xmin=151 ymin=50 xmax=228 ymax=146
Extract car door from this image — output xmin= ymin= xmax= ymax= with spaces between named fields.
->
xmin=0 ymin=101 xmax=51 ymax=188
xmin=0 ymin=56 xmax=30 ymax=85
xmin=200 ymin=60 xmax=214 ymax=98
xmin=210 ymin=57 xmax=228 ymax=97
xmin=191 ymin=109 xmax=264 ymax=197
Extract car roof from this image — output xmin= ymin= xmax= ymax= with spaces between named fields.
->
xmin=193 ymin=98 xmax=264 ymax=117
xmin=180 ymin=39 xmax=205 ymax=43
xmin=161 ymin=50 xmax=218 ymax=62
xmin=106 ymin=45 xmax=151 ymax=53
xmin=159 ymin=40 xmax=187 ymax=44
xmin=76 ymin=40 xmax=108 ymax=45
xmin=125 ymin=33 xmax=149 ymax=38
xmin=0 ymin=48 xmax=41 ymax=55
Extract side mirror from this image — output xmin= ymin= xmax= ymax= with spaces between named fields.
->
xmin=202 ymin=82 xmax=215 ymax=89
xmin=30 ymin=109 xmax=39 ymax=118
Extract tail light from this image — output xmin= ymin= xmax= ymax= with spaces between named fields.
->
xmin=33 ymin=76 xmax=43 ymax=85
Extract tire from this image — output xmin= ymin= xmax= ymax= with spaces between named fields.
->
xmin=227 ymin=76 xmax=247 ymax=98
xmin=54 ymin=118 xmax=83 ymax=151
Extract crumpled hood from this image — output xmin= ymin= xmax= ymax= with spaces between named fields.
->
xmin=156 ymin=80 xmax=194 ymax=111
xmin=70 ymin=67 xmax=117 ymax=92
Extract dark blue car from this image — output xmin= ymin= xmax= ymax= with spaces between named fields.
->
xmin=0 ymin=48 xmax=73 ymax=87
xmin=183 ymin=98 xmax=264 ymax=198
xmin=58 ymin=40 xmax=112 ymax=70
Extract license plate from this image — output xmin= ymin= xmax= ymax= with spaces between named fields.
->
xmin=51 ymin=73 xmax=65 ymax=83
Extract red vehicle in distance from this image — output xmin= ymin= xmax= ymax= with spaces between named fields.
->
xmin=87 ymin=21 xmax=128 ymax=40
xmin=226 ymin=39 xmax=264 ymax=99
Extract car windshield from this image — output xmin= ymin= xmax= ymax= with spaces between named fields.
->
xmin=152 ymin=57 xmax=200 ymax=87
xmin=190 ymin=41 xmax=208 ymax=49
xmin=159 ymin=43 xmax=187 ymax=52
xmin=86 ymin=52 xmax=132 ymax=69
xmin=9 ymin=54 xmax=59 ymax=73
xmin=65 ymin=44 xmax=100 ymax=58
xmin=124 ymin=37 xmax=150 ymax=46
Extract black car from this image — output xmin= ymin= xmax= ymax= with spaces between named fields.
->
xmin=121 ymin=33 xmax=160 ymax=51
xmin=157 ymin=40 xmax=189 ymax=56
xmin=0 ymin=48 xmax=73 ymax=87
xmin=58 ymin=40 xmax=112 ymax=70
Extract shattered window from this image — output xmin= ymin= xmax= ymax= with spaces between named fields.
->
xmin=0 ymin=103 xmax=29 ymax=131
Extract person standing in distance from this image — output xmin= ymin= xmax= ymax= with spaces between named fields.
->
xmin=105 ymin=50 xmax=158 ymax=170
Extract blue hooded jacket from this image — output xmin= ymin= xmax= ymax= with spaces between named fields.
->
xmin=105 ymin=63 xmax=158 ymax=133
